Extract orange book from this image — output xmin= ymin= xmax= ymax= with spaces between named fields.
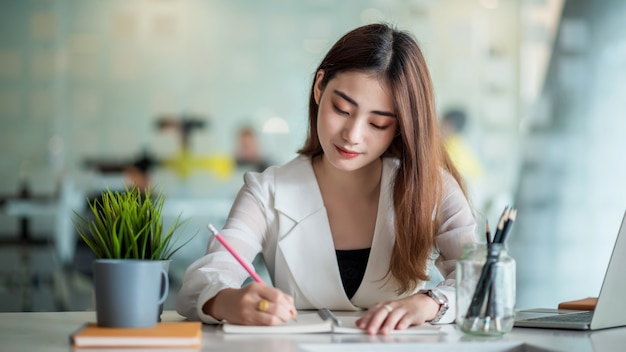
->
xmin=558 ymin=297 xmax=597 ymax=311
xmin=70 ymin=321 xmax=202 ymax=349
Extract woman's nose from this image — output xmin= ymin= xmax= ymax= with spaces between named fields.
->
xmin=342 ymin=118 xmax=365 ymax=144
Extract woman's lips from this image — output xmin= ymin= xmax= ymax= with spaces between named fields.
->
xmin=336 ymin=146 xmax=359 ymax=158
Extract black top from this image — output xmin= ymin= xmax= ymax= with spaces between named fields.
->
xmin=336 ymin=248 xmax=371 ymax=299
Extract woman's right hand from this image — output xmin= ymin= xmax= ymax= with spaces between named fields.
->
xmin=203 ymin=283 xmax=297 ymax=325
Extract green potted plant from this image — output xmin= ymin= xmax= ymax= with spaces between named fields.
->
xmin=73 ymin=185 xmax=193 ymax=328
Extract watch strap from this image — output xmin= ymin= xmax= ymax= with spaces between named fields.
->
xmin=418 ymin=289 xmax=449 ymax=324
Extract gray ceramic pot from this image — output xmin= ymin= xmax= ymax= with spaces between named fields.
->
xmin=93 ymin=259 xmax=169 ymax=328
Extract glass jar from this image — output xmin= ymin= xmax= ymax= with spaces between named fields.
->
xmin=456 ymin=243 xmax=516 ymax=336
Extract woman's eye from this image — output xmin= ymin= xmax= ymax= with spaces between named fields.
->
xmin=370 ymin=123 xmax=387 ymax=130
xmin=332 ymin=104 xmax=349 ymax=115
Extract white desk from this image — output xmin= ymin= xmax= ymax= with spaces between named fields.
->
xmin=1 ymin=310 xmax=624 ymax=352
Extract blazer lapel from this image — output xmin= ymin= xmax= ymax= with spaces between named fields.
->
xmin=272 ymin=156 xmax=402 ymax=309
xmin=273 ymin=156 xmax=353 ymax=309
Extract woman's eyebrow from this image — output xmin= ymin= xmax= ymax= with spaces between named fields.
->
xmin=333 ymin=89 xmax=396 ymax=118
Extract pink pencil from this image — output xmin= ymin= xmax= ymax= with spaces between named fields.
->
xmin=207 ymin=224 xmax=266 ymax=284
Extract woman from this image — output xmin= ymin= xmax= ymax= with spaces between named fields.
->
xmin=176 ymin=23 xmax=476 ymax=335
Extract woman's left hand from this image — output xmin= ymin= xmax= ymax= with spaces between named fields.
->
xmin=355 ymin=293 xmax=441 ymax=335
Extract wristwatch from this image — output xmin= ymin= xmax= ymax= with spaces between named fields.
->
xmin=418 ymin=289 xmax=449 ymax=324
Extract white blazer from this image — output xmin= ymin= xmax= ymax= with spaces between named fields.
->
xmin=176 ymin=155 xmax=476 ymax=324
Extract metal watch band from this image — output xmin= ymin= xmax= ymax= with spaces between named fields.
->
xmin=418 ymin=289 xmax=449 ymax=324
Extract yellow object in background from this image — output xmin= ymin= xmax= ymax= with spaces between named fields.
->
xmin=162 ymin=150 xmax=235 ymax=180
xmin=444 ymin=134 xmax=484 ymax=182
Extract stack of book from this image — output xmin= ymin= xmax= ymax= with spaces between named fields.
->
xmin=70 ymin=321 xmax=202 ymax=350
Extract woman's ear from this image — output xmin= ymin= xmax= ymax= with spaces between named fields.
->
xmin=313 ymin=70 xmax=325 ymax=105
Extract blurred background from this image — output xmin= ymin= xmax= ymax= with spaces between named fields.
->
xmin=1 ymin=0 xmax=625 ymax=313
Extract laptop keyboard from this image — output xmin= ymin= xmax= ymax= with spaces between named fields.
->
xmin=526 ymin=311 xmax=593 ymax=323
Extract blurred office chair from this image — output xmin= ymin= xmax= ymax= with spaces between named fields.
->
xmin=0 ymin=169 xmax=73 ymax=312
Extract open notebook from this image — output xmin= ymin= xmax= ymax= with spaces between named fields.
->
xmin=514 ymin=210 xmax=626 ymax=330
xmin=222 ymin=312 xmax=441 ymax=335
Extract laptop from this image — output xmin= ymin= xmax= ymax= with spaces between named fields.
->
xmin=514 ymin=211 xmax=626 ymax=330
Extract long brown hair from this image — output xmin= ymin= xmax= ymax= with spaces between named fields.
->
xmin=299 ymin=23 xmax=466 ymax=294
